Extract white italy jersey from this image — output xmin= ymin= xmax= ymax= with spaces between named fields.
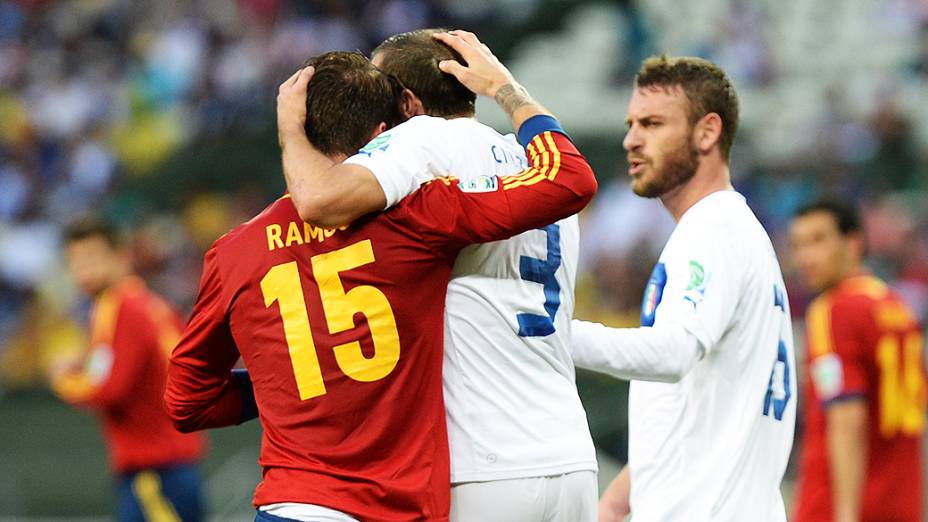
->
xmin=345 ymin=115 xmax=597 ymax=483
xmin=629 ymin=191 xmax=796 ymax=521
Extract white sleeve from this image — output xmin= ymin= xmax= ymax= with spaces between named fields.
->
xmin=656 ymin=224 xmax=740 ymax=354
xmin=569 ymin=224 xmax=741 ymax=382
xmin=343 ymin=119 xmax=451 ymax=209
xmin=570 ymin=320 xmax=703 ymax=383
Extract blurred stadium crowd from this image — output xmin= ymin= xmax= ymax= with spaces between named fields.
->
xmin=0 ymin=0 xmax=925 ymax=462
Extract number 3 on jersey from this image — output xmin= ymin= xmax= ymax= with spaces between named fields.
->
xmin=517 ymin=224 xmax=562 ymax=337
xmin=260 ymin=239 xmax=401 ymax=400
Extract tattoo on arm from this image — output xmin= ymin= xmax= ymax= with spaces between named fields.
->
xmin=494 ymin=83 xmax=536 ymax=117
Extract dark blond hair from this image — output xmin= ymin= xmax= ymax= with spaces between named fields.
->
xmin=373 ymin=28 xmax=476 ymax=117
xmin=636 ymin=55 xmax=740 ymax=160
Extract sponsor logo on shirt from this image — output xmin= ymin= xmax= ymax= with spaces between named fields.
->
xmin=683 ymin=260 xmax=708 ymax=308
xmin=357 ymin=133 xmax=393 ymax=157
xmin=641 ymin=263 xmax=667 ymax=327
xmin=458 ymin=176 xmax=498 ymax=193
xmin=811 ymin=353 xmax=844 ymax=401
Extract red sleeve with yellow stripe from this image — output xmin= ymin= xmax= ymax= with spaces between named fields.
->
xmin=395 ymin=116 xmax=597 ymax=255
xmin=805 ymin=283 xmax=879 ymax=405
xmin=54 ymin=282 xmax=174 ymax=409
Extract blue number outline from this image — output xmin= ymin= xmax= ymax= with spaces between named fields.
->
xmin=763 ymin=285 xmax=791 ymax=421
xmin=517 ymin=224 xmax=561 ymax=337
xmin=763 ymin=340 xmax=792 ymax=421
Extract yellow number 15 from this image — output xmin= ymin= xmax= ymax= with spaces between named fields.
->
xmin=260 ymin=239 xmax=401 ymax=400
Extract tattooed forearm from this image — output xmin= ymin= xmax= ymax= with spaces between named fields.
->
xmin=494 ymin=83 xmax=536 ymax=117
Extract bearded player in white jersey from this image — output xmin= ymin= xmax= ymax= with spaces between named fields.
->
xmin=277 ymin=30 xmax=598 ymax=521
xmin=570 ymin=56 xmax=796 ymax=522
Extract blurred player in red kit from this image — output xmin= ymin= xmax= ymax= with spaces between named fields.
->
xmin=164 ymin=45 xmax=596 ymax=522
xmin=791 ymin=199 xmax=926 ymax=522
xmin=51 ymin=216 xmax=206 ymax=522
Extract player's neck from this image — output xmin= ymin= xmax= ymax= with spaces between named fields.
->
xmin=661 ymin=159 xmax=733 ymax=222
xmin=834 ymin=262 xmax=868 ymax=288
xmin=426 ymin=110 xmax=476 ymax=120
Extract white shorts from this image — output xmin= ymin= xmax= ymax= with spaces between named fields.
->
xmin=259 ymin=502 xmax=359 ymax=521
xmin=450 ymin=470 xmax=598 ymax=522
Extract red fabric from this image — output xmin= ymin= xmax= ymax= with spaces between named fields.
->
xmin=83 ymin=278 xmax=205 ymax=473
xmin=165 ymin=131 xmax=595 ymax=521
xmin=794 ymin=276 xmax=925 ymax=522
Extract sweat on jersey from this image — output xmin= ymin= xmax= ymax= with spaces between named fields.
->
xmin=571 ymin=191 xmax=796 ymax=521
xmin=164 ymin=119 xmax=597 ymax=522
xmin=345 ymin=115 xmax=599 ymax=483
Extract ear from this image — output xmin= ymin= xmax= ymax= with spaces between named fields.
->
xmin=694 ymin=112 xmax=723 ymax=155
xmin=402 ymin=88 xmax=426 ymax=118
xmin=368 ymin=122 xmax=388 ymax=142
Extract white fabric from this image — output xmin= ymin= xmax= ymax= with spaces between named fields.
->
xmin=571 ymin=320 xmax=702 ymax=382
xmin=345 ymin=115 xmax=598 ymax=483
xmin=259 ymin=503 xmax=359 ymax=521
xmin=450 ymin=471 xmax=598 ymax=522
xmin=571 ymin=191 xmax=796 ymax=521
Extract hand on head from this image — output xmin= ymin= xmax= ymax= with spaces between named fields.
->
xmin=432 ymin=30 xmax=516 ymax=98
xmin=277 ymin=66 xmax=316 ymax=142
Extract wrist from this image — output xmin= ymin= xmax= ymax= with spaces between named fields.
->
xmin=278 ymin=119 xmax=306 ymax=137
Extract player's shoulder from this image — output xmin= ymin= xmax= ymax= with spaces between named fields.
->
xmin=812 ymin=275 xmax=888 ymax=320
xmin=688 ymin=191 xmax=758 ymax=227
xmin=108 ymin=277 xmax=163 ymax=326
xmin=832 ymin=274 xmax=919 ymax=327
xmin=828 ymin=275 xmax=889 ymax=310
xmin=679 ymin=191 xmax=770 ymax=249
xmin=383 ymin=115 xmax=450 ymax=138
xmin=399 ymin=115 xmax=519 ymax=146
xmin=209 ymin=195 xmax=297 ymax=256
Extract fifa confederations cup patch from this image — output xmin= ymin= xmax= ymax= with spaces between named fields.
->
xmin=686 ymin=260 xmax=705 ymax=291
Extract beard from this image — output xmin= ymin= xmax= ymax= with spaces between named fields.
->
xmin=631 ymin=133 xmax=700 ymax=198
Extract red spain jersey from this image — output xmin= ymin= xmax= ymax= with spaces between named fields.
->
xmin=165 ymin=125 xmax=596 ymax=521
xmin=794 ymin=274 xmax=926 ymax=522
xmin=52 ymin=276 xmax=205 ymax=473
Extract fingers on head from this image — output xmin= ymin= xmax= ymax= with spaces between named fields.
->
xmin=449 ymin=30 xmax=480 ymax=46
xmin=438 ymin=59 xmax=464 ymax=75
xmin=298 ymin=66 xmax=315 ymax=84
xmin=433 ymin=32 xmax=465 ymax=49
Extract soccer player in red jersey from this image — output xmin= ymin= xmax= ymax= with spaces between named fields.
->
xmin=164 ymin=47 xmax=597 ymax=522
xmin=790 ymin=199 xmax=926 ymax=522
xmin=51 ymin=216 xmax=206 ymax=522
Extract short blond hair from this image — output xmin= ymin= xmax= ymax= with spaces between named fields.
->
xmin=636 ymin=55 xmax=740 ymax=160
